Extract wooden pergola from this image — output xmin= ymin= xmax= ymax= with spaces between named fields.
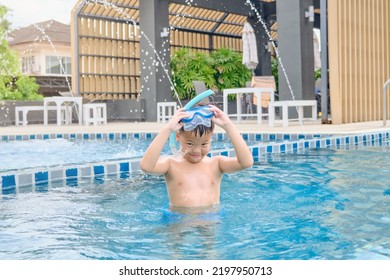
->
xmin=71 ymin=0 xmax=390 ymax=124
xmin=71 ymin=0 xmax=284 ymax=101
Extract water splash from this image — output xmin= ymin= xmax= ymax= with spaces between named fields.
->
xmin=169 ymin=0 xmax=302 ymax=118
xmin=27 ymin=0 xmax=307 ymax=123
xmin=89 ymin=0 xmax=182 ymax=107
xmin=245 ymin=0 xmax=304 ymax=122
xmin=244 ymin=0 xmax=295 ymax=101
xmin=32 ymin=21 xmax=81 ymax=119
xmin=32 ymin=22 xmax=72 ymax=93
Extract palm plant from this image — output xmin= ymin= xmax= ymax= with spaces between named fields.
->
xmin=211 ymin=48 xmax=251 ymax=91
xmin=170 ymin=47 xmax=251 ymax=100
xmin=170 ymin=48 xmax=216 ymax=100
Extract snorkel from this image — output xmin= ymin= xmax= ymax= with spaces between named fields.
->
xmin=169 ymin=89 xmax=214 ymax=156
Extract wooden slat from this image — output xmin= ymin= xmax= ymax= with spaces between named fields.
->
xmin=328 ymin=0 xmax=390 ymax=123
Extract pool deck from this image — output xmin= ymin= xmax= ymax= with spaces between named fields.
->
xmin=1 ymin=119 xmax=390 ymax=136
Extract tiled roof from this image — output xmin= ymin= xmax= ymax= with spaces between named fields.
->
xmin=9 ymin=20 xmax=70 ymax=45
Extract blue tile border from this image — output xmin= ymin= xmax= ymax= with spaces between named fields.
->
xmin=93 ymin=165 xmax=105 ymax=175
xmin=35 ymin=171 xmax=49 ymax=185
xmin=119 ymin=162 xmax=130 ymax=172
xmin=66 ymin=168 xmax=78 ymax=178
xmin=1 ymin=175 xmax=16 ymax=189
xmin=1 ymin=131 xmax=390 ymax=191
xmin=1 ymin=159 xmax=141 ymax=191
xmin=0 ymin=131 xmax=332 ymax=143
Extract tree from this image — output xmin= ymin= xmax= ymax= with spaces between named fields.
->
xmin=0 ymin=5 xmax=20 ymax=76
xmin=0 ymin=4 xmax=42 ymax=100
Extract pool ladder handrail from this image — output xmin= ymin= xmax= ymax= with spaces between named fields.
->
xmin=383 ymin=79 xmax=390 ymax=126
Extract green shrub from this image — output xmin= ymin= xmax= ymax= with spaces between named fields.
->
xmin=0 ymin=5 xmax=42 ymax=101
xmin=170 ymin=48 xmax=216 ymax=100
xmin=211 ymin=48 xmax=251 ymax=91
xmin=314 ymin=68 xmax=321 ymax=81
xmin=271 ymin=57 xmax=279 ymax=93
xmin=171 ymin=47 xmax=251 ymax=100
xmin=0 ymin=75 xmax=43 ymax=100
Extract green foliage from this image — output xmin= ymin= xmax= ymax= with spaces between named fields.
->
xmin=0 ymin=4 xmax=42 ymax=100
xmin=314 ymin=68 xmax=321 ymax=81
xmin=0 ymin=76 xmax=12 ymax=99
xmin=0 ymin=5 xmax=11 ymax=31
xmin=271 ymin=57 xmax=279 ymax=92
xmin=0 ymin=41 xmax=20 ymax=76
xmin=170 ymin=48 xmax=216 ymax=100
xmin=15 ymin=76 xmax=42 ymax=100
xmin=0 ymin=4 xmax=20 ymax=76
xmin=211 ymin=48 xmax=251 ymax=90
xmin=170 ymin=48 xmax=251 ymax=100
xmin=0 ymin=76 xmax=43 ymax=100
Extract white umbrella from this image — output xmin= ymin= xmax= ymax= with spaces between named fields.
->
xmin=313 ymin=30 xmax=321 ymax=70
xmin=242 ymin=22 xmax=258 ymax=71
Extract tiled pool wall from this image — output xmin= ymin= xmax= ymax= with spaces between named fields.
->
xmin=0 ymin=131 xmax=328 ymax=142
xmin=1 ymin=131 xmax=389 ymax=192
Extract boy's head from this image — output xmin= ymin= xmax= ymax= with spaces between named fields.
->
xmin=179 ymin=104 xmax=215 ymax=137
xmin=177 ymin=104 xmax=214 ymax=163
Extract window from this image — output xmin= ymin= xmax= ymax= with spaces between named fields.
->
xmin=46 ymin=56 xmax=71 ymax=75
xmin=22 ymin=56 xmax=36 ymax=73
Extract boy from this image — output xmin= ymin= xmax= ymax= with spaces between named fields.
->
xmin=140 ymin=104 xmax=253 ymax=210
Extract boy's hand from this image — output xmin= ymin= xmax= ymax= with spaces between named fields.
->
xmin=166 ymin=108 xmax=190 ymax=132
xmin=208 ymin=105 xmax=233 ymax=129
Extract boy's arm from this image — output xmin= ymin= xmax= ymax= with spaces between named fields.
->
xmin=209 ymin=105 xmax=254 ymax=173
xmin=140 ymin=108 xmax=188 ymax=175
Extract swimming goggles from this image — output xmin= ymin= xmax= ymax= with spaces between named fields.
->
xmin=181 ymin=106 xmax=214 ymax=131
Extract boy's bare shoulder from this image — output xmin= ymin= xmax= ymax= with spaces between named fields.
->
xmin=162 ymin=155 xmax=185 ymax=163
xmin=212 ymin=155 xmax=229 ymax=161
xmin=207 ymin=155 xmax=226 ymax=167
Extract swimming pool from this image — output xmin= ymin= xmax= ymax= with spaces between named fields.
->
xmin=0 ymin=133 xmax=285 ymax=172
xmin=1 ymin=145 xmax=389 ymax=260
xmin=1 ymin=131 xmax=337 ymax=189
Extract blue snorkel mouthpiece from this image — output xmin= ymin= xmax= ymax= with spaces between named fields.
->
xmin=169 ymin=89 xmax=214 ymax=155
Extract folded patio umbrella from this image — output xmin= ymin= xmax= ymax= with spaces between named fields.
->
xmin=242 ymin=21 xmax=258 ymax=71
xmin=313 ymin=30 xmax=321 ymax=70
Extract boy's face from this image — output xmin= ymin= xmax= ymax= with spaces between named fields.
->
xmin=177 ymin=130 xmax=213 ymax=163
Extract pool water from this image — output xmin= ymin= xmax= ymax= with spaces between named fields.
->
xmin=1 ymin=147 xmax=389 ymax=260
xmin=0 ymin=137 xmax=245 ymax=172
xmin=0 ymin=138 xmax=148 ymax=172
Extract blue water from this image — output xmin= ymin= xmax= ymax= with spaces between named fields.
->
xmin=1 ymin=147 xmax=390 ymax=260
xmin=0 ymin=137 xmax=243 ymax=172
xmin=0 ymin=138 xmax=149 ymax=172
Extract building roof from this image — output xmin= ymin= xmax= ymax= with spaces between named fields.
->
xmin=8 ymin=20 xmax=70 ymax=46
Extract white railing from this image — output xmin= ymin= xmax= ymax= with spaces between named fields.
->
xmin=383 ymin=79 xmax=390 ymax=126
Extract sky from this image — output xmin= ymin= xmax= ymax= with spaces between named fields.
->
xmin=1 ymin=0 xmax=79 ymax=29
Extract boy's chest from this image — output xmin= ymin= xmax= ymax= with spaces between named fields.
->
xmin=166 ymin=161 xmax=222 ymax=206
xmin=168 ymin=160 xmax=221 ymax=186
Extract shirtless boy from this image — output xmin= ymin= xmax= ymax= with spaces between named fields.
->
xmin=140 ymin=104 xmax=253 ymax=210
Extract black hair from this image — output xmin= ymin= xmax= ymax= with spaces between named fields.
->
xmin=180 ymin=122 xmax=215 ymax=137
